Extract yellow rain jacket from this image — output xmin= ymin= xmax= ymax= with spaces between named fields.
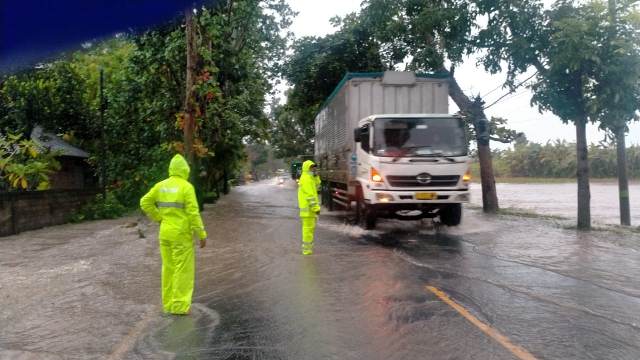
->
xmin=298 ymin=160 xmax=320 ymax=217
xmin=140 ymin=154 xmax=207 ymax=314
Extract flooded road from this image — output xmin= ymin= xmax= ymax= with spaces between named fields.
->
xmin=2 ymin=181 xmax=640 ymax=359
xmin=471 ymin=181 xmax=640 ymax=226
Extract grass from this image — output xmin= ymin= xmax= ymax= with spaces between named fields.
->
xmin=470 ymin=177 xmax=640 ymax=184
xmin=496 ymin=207 xmax=569 ymax=221
xmin=468 ymin=204 xmax=640 ymax=235
xmin=466 ymin=204 xmax=566 ymax=221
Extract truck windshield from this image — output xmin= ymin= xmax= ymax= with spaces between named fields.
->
xmin=373 ymin=117 xmax=467 ymax=157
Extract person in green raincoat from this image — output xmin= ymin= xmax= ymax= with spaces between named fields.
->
xmin=298 ymin=160 xmax=320 ymax=255
xmin=140 ymin=154 xmax=207 ymax=315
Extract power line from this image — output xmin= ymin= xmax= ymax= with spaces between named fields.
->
xmin=483 ymin=71 xmax=539 ymax=110
xmin=481 ymin=83 xmax=505 ymax=99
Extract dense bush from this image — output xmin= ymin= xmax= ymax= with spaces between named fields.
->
xmin=70 ymin=192 xmax=128 ymax=222
xmin=474 ymin=140 xmax=640 ymax=179
xmin=0 ymin=1 xmax=293 ymax=220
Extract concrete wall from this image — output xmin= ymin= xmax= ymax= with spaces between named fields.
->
xmin=0 ymin=190 xmax=97 ymax=237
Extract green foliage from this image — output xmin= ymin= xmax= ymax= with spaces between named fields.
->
xmin=486 ymin=140 xmax=640 ymax=179
xmin=361 ymin=0 xmax=475 ymax=71
xmin=0 ymin=133 xmax=60 ymax=191
xmin=0 ymin=1 xmax=293 ymax=216
xmin=590 ymin=0 xmax=640 ymax=132
xmin=271 ymin=13 xmax=388 ymax=158
xmin=71 ymin=192 xmax=128 ymax=222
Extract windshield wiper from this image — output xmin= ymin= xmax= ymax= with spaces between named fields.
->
xmin=390 ymin=146 xmax=430 ymax=162
xmin=413 ymin=152 xmax=459 ymax=162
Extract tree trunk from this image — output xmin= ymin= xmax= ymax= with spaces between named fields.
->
xmin=184 ymin=9 xmax=197 ymax=167
xmin=447 ymin=71 xmax=499 ymax=213
xmin=615 ymin=126 xmax=631 ymax=225
xmin=477 ymin=138 xmax=499 ymax=213
xmin=576 ymin=117 xmax=591 ymax=229
xmin=223 ymin=168 xmax=230 ymax=195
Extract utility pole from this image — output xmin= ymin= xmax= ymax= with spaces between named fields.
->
xmin=184 ymin=8 xmax=197 ymax=167
xmin=99 ymin=67 xmax=107 ymax=197
xmin=471 ymin=97 xmax=499 ymax=213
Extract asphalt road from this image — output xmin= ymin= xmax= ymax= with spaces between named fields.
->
xmin=1 ymin=180 xmax=640 ymax=359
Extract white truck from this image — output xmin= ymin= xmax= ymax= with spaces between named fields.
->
xmin=315 ymin=71 xmax=471 ymax=229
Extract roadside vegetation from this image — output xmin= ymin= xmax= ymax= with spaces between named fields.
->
xmin=470 ymin=138 xmax=640 ymax=181
xmin=0 ymin=1 xmax=293 ymax=219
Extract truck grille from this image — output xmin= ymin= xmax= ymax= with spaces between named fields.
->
xmin=386 ymin=175 xmax=460 ymax=188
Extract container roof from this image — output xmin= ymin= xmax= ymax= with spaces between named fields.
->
xmin=318 ymin=71 xmax=450 ymax=115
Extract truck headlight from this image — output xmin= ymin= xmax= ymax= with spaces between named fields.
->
xmin=371 ymin=167 xmax=383 ymax=183
xmin=376 ymin=193 xmax=394 ymax=203
xmin=463 ymin=169 xmax=472 ymax=183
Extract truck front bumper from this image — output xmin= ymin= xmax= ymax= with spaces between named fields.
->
xmin=365 ymin=189 xmax=470 ymax=205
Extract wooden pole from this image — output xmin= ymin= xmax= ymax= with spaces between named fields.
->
xmin=184 ymin=9 xmax=197 ymax=166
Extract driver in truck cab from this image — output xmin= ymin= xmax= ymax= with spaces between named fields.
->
xmin=380 ymin=120 xmax=411 ymax=157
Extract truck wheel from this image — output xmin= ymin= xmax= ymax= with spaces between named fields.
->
xmin=324 ymin=184 xmax=334 ymax=212
xmin=354 ymin=187 xmax=363 ymax=224
xmin=358 ymin=198 xmax=377 ymax=229
xmin=363 ymin=207 xmax=377 ymax=230
xmin=440 ymin=204 xmax=462 ymax=226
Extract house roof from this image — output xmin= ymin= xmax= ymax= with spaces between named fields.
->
xmin=30 ymin=126 xmax=89 ymax=158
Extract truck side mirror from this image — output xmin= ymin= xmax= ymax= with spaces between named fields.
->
xmin=354 ymin=128 xmax=361 ymax=143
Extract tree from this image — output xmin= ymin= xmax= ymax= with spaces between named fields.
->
xmin=0 ymin=0 xmax=293 ymax=212
xmin=270 ymin=100 xmax=314 ymax=158
xmin=590 ymin=0 xmax=640 ymax=225
xmin=359 ymin=0 xmax=503 ymax=213
xmin=272 ymin=14 xmax=388 ymax=159
xmin=473 ymin=0 xmax=628 ymax=229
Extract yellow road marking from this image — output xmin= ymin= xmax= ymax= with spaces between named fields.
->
xmin=426 ymin=286 xmax=539 ymax=360
xmin=107 ymin=307 xmax=156 ymax=360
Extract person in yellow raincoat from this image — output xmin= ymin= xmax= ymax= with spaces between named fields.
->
xmin=140 ymin=154 xmax=207 ymax=315
xmin=298 ymin=160 xmax=320 ymax=255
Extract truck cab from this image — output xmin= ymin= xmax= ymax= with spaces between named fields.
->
xmin=351 ymin=114 xmax=470 ymax=228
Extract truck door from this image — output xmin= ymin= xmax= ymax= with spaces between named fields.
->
xmin=357 ymin=124 xmax=371 ymax=180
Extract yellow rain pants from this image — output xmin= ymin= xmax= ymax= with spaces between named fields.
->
xmin=301 ymin=216 xmax=317 ymax=255
xmin=140 ymin=154 xmax=207 ymax=314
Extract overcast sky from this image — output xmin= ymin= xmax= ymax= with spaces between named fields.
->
xmin=286 ymin=0 xmax=640 ymax=149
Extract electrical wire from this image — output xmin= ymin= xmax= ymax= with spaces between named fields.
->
xmin=483 ymin=71 xmax=539 ymax=110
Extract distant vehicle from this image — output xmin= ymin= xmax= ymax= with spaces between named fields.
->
xmin=290 ymin=156 xmax=313 ymax=180
xmin=277 ymin=174 xmax=289 ymax=185
xmin=315 ymin=71 xmax=471 ymax=229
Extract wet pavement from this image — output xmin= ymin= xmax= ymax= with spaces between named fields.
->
xmin=471 ymin=181 xmax=640 ymax=226
xmin=2 ymin=180 xmax=640 ymax=359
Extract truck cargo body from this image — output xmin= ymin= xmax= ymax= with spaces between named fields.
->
xmin=314 ymin=71 xmax=470 ymax=228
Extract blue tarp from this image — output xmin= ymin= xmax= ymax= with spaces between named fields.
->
xmin=1 ymin=0 xmax=219 ymax=74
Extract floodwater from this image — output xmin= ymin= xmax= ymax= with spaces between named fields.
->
xmin=471 ymin=181 xmax=640 ymax=226
xmin=1 ymin=180 xmax=640 ymax=359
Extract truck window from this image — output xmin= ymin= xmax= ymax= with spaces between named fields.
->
xmin=360 ymin=125 xmax=370 ymax=153
xmin=373 ymin=117 xmax=467 ymax=157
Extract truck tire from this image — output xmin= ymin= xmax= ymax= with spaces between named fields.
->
xmin=354 ymin=187 xmax=363 ymax=224
xmin=322 ymin=184 xmax=332 ymax=212
xmin=363 ymin=207 xmax=377 ymax=230
xmin=356 ymin=189 xmax=377 ymax=230
xmin=323 ymin=183 xmax=334 ymax=212
xmin=440 ymin=204 xmax=462 ymax=226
